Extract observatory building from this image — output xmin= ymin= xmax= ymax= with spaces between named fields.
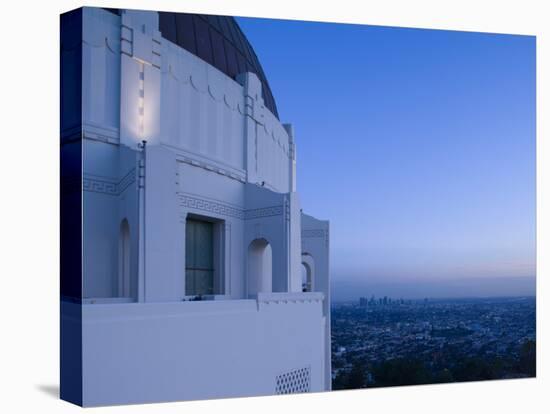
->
xmin=61 ymin=7 xmax=330 ymax=406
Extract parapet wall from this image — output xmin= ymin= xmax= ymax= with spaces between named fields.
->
xmin=78 ymin=293 xmax=326 ymax=405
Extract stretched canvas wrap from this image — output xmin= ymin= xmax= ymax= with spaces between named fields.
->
xmin=60 ymin=6 xmax=536 ymax=407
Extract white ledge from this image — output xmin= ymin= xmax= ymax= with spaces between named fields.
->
xmin=256 ymin=292 xmax=324 ymax=305
xmin=83 ymin=297 xmax=135 ymax=304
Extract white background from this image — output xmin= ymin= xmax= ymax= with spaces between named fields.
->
xmin=0 ymin=0 xmax=547 ymax=412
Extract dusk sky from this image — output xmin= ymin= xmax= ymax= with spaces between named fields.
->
xmin=237 ymin=17 xmax=536 ymax=299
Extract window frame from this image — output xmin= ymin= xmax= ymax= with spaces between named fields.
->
xmin=184 ymin=213 xmax=226 ymax=297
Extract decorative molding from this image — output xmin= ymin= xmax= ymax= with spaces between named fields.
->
xmin=257 ymin=292 xmax=324 ymax=306
xmin=83 ymin=133 xmax=119 ymax=146
xmin=120 ymin=11 xmax=162 ymax=67
xmin=178 ymin=193 xmax=283 ymax=221
xmin=83 ymin=177 xmax=117 ymax=195
xmin=301 ymin=229 xmax=326 ymax=238
xmin=302 ymin=228 xmax=330 ymax=249
xmin=82 ymin=37 xmax=117 ymax=54
xmin=179 ymin=194 xmax=244 ymax=219
xmin=118 ymin=169 xmax=137 ymax=194
xmin=159 ymin=44 xmax=291 ymax=154
xmin=120 ymin=21 xmax=133 ymax=57
xmin=152 ymin=37 xmax=162 ymax=69
xmin=83 ymin=169 xmax=136 ymax=196
xmin=284 ymin=198 xmax=291 ymax=223
xmin=244 ymin=205 xmax=283 ymax=220
xmin=83 ymin=122 xmax=119 ymax=145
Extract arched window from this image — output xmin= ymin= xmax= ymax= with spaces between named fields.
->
xmin=301 ymin=253 xmax=315 ymax=292
xmin=301 ymin=263 xmax=310 ymax=292
xmin=118 ymin=219 xmax=131 ymax=297
xmin=247 ymin=238 xmax=272 ymax=298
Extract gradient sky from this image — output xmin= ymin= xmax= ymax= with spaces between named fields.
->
xmin=237 ymin=17 xmax=536 ymax=299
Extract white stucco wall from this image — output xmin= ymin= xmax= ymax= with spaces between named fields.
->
xmin=70 ymin=7 xmax=332 ymax=405
xmin=80 ymin=8 xmax=300 ymax=300
xmin=79 ymin=292 xmax=325 ymax=406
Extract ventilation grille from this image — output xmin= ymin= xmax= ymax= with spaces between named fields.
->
xmin=275 ymin=367 xmax=311 ymax=395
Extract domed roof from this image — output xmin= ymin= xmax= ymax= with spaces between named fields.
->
xmin=104 ymin=9 xmax=279 ymax=118
xmin=158 ymin=12 xmax=278 ymax=118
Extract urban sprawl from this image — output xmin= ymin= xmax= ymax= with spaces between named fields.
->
xmin=331 ymin=296 xmax=536 ymax=389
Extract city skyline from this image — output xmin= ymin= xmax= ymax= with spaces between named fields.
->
xmin=331 ymin=296 xmax=536 ymax=388
xmin=238 ymin=17 xmax=536 ymax=298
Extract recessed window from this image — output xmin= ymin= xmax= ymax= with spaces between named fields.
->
xmin=185 ymin=218 xmax=215 ymax=296
xmin=301 ymin=253 xmax=315 ymax=293
xmin=118 ymin=219 xmax=131 ymax=297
